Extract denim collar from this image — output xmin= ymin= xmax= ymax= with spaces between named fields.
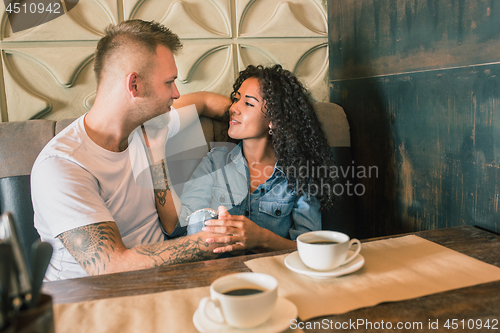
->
xmin=226 ymin=142 xmax=285 ymax=180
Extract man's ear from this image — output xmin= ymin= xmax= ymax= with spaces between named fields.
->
xmin=126 ymin=72 xmax=139 ymax=97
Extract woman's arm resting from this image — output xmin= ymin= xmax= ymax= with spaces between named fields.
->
xmin=173 ymin=92 xmax=231 ymax=131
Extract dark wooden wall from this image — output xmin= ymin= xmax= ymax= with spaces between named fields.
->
xmin=328 ymin=0 xmax=500 ymax=238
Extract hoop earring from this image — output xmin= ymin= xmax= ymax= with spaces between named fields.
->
xmin=268 ymin=128 xmax=273 ymax=135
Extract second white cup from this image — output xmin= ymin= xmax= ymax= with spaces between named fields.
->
xmin=198 ymin=272 xmax=278 ymax=328
xmin=297 ymin=231 xmax=361 ymax=271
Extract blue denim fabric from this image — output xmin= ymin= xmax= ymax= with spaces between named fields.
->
xmin=167 ymin=142 xmax=321 ymax=240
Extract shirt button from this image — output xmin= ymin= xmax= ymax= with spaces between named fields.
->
xmin=220 ymin=195 xmax=225 ymax=202
xmin=260 ymin=188 xmax=265 ymax=193
xmin=245 ymin=210 xmax=250 ymax=216
xmin=275 ymin=209 xmax=281 ymax=216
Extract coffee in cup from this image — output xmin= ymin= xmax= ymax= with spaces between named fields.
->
xmin=297 ymin=231 xmax=361 ymax=271
xmin=198 ymin=272 xmax=277 ymax=328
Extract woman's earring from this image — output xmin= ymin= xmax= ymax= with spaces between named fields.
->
xmin=268 ymin=128 xmax=273 ymax=135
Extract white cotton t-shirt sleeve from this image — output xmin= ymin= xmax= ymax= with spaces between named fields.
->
xmin=32 ymin=156 xmax=115 ymax=281
xmin=32 ymin=157 xmax=114 ymax=238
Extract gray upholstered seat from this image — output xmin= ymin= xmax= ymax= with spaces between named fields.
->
xmin=0 ymin=120 xmax=57 ymax=264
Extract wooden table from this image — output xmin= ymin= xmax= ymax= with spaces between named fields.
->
xmin=43 ymin=226 xmax=500 ymax=332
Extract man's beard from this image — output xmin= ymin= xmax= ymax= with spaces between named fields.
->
xmin=145 ymin=109 xmax=171 ymax=129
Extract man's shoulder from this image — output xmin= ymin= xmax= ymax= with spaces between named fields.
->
xmin=43 ymin=115 xmax=84 ymax=151
xmin=32 ymin=116 xmax=85 ymax=173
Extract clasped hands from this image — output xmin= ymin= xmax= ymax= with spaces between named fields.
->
xmin=202 ymin=206 xmax=265 ymax=254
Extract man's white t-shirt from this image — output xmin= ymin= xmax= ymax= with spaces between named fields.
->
xmin=31 ymin=109 xmax=180 ymax=280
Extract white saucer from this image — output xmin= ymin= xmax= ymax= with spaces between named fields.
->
xmin=193 ymin=296 xmax=297 ymax=333
xmin=284 ymin=250 xmax=364 ymax=279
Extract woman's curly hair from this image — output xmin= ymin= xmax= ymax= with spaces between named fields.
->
xmin=229 ymin=65 xmax=336 ymax=210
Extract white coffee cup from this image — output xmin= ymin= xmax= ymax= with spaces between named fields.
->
xmin=198 ymin=272 xmax=278 ymax=328
xmin=297 ymin=231 xmax=361 ymax=271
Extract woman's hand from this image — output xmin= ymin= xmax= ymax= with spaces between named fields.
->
xmin=202 ymin=206 xmax=265 ymax=253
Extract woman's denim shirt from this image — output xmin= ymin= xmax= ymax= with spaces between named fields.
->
xmin=167 ymin=142 xmax=321 ymax=240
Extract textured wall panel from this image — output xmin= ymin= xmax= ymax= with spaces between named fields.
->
xmin=1 ymin=0 xmax=118 ymax=41
xmin=0 ymin=50 xmax=7 ymax=122
xmin=237 ymin=41 xmax=329 ymax=101
xmin=237 ymin=0 xmax=327 ymax=37
xmin=1 ymin=0 xmax=328 ymax=122
xmin=2 ymin=51 xmax=50 ymax=121
xmin=175 ymin=43 xmax=235 ymax=95
xmin=294 ymin=43 xmax=329 ymax=102
xmin=2 ymin=47 xmax=96 ymax=121
xmin=124 ymin=0 xmax=231 ymax=38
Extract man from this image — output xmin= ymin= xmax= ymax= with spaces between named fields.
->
xmin=31 ymin=20 xmax=230 ymax=280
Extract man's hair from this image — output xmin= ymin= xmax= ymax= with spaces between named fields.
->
xmin=94 ymin=19 xmax=182 ymax=85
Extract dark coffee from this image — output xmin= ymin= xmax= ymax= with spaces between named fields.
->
xmin=222 ymin=288 xmax=265 ymax=296
xmin=307 ymin=240 xmax=339 ymax=245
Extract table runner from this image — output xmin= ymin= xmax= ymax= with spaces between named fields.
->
xmin=54 ymin=286 xmax=210 ymax=333
xmin=244 ymin=235 xmax=500 ymax=320
xmin=53 ymin=285 xmax=303 ymax=333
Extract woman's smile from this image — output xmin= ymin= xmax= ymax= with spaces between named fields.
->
xmin=229 ymin=117 xmax=241 ymax=126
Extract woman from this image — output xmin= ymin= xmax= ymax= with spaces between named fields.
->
xmin=168 ymin=65 xmax=336 ymax=254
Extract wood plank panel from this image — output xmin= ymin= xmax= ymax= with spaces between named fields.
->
xmin=329 ymin=0 xmax=500 ymax=79
xmin=329 ymin=0 xmax=500 ymax=237
xmin=331 ymin=62 xmax=500 ymax=238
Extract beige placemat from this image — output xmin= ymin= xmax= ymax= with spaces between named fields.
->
xmin=245 ymin=235 xmax=500 ymax=320
xmin=54 ymin=286 xmax=209 ymax=333
xmin=54 ymin=286 xmax=304 ymax=333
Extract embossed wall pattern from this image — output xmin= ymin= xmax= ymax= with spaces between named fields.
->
xmin=0 ymin=0 xmax=328 ymax=122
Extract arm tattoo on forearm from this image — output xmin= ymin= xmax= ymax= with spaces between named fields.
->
xmin=150 ymin=161 xmax=169 ymax=206
xmin=132 ymin=236 xmax=214 ymax=267
xmin=58 ymin=222 xmax=118 ymax=274
xmin=154 ymin=189 xmax=167 ymax=206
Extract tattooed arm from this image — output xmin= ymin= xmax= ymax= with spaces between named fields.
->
xmin=57 ymin=221 xmax=218 ymax=276
xmin=149 ymin=161 xmax=180 ymax=234
xmin=147 ymin=92 xmax=230 ymax=233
